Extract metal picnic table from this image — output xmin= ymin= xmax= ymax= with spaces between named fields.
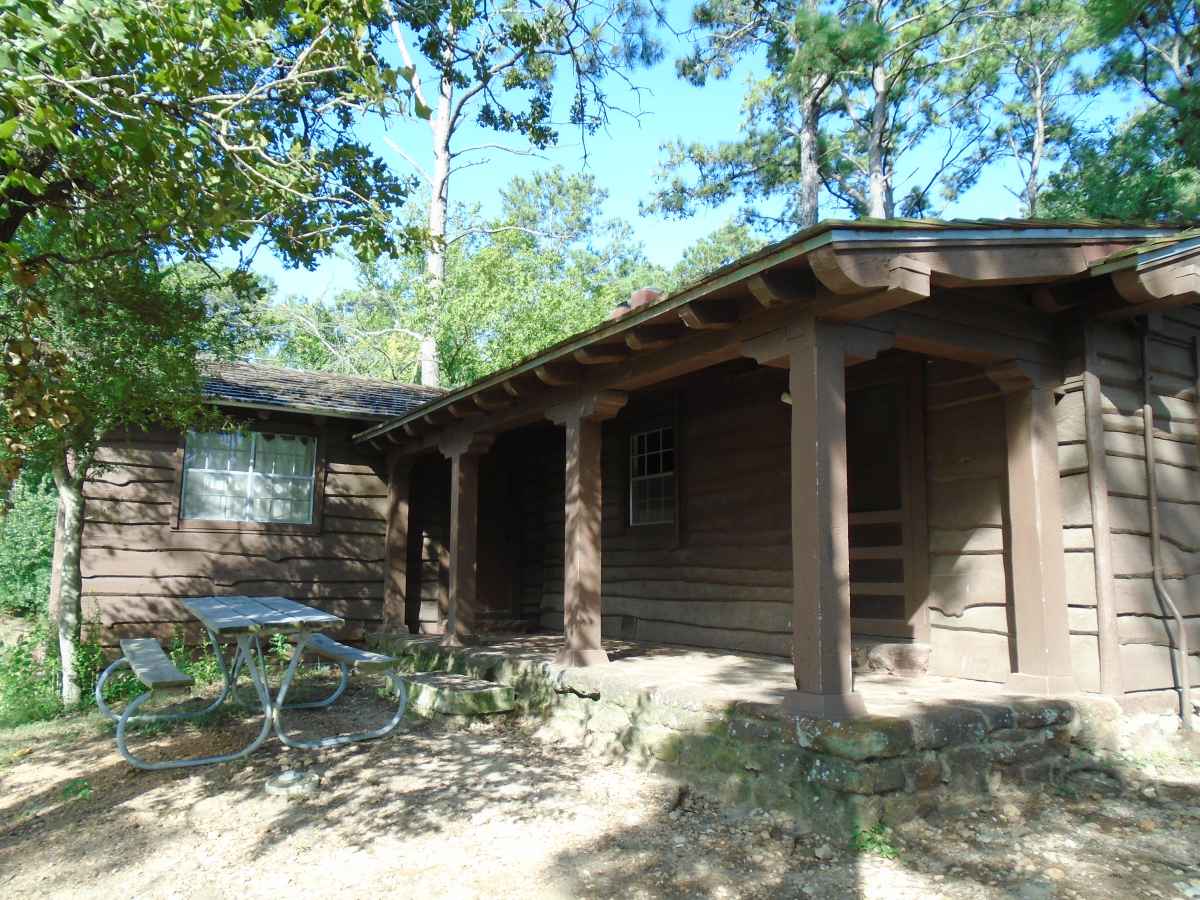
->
xmin=95 ymin=596 xmax=408 ymax=770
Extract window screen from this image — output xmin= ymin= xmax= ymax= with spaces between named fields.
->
xmin=630 ymin=426 xmax=675 ymax=526
xmin=180 ymin=431 xmax=317 ymax=525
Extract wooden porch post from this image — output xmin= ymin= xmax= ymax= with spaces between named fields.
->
xmin=989 ymin=362 xmax=1078 ymax=694
xmin=547 ymin=392 xmax=628 ymax=667
xmin=382 ymin=452 xmax=414 ymax=631
xmin=785 ymin=317 xmax=874 ymax=719
xmin=438 ymin=432 xmax=494 ymax=647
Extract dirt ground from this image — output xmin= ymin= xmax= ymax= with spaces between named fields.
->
xmin=1 ymin=680 xmax=1199 ymax=900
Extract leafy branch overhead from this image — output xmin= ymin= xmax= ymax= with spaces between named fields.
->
xmin=0 ymin=0 xmax=423 ymax=280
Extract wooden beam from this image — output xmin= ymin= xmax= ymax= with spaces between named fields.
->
xmin=446 ymin=401 xmax=479 ymax=419
xmin=626 ymin=326 xmax=678 ymax=352
xmin=679 ymin=299 xmax=739 ymax=330
xmin=574 ymin=344 xmax=628 ymax=365
xmin=535 ymin=362 xmax=579 ymax=387
xmin=747 ymin=272 xmax=804 ymax=308
xmin=473 ymin=390 xmax=512 ymax=412
xmin=988 ymin=365 xmax=1077 ymax=694
xmin=382 ymin=454 xmax=414 ymax=631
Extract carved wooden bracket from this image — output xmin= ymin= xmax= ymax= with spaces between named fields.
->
xmin=984 ymin=359 xmax=1061 ymax=394
xmin=1110 ymin=256 xmax=1200 ymax=308
xmin=626 ymin=327 xmax=678 ymax=352
xmin=473 ymin=390 xmax=513 ymax=411
xmin=535 ymin=362 xmax=579 ymax=386
xmin=808 ymin=248 xmax=933 ymax=321
xmin=574 ymin=344 xmax=628 ymax=365
xmin=679 ymin=299 xmax=739 ymax=330
xmin=738 ymin=317 xmax=895 ymax=367
xmin=546 ymin=390 xmax=628 ymax=426
xmin=438 ymin=429 xmax=496 ymax=459
xmin=747 ymin=272 xmax=805 ymax=308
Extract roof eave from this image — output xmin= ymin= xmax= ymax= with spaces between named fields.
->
xmin=354 ymin=223 xmax=1177 ymax=446
xmin=210 ymin=398 xmax=393 ymax=422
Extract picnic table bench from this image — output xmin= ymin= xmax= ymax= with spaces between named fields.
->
xmin=95 ymin=596 xmax=409 ymax=770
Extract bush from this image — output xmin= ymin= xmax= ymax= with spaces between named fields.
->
xmin=0 ymin=474 xmax=58 ymax=618
xmin=0 ymin=619 xmax=62 ymax=727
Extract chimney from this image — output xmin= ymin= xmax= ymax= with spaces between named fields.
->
xmin=608 ymin=286 xmax=664 ymax=321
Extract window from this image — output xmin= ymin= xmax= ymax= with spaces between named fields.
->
xmin=630 ymin=426 xmax=675 ymax=526
xmin=180 ymin=431 xmax=317 ymax=525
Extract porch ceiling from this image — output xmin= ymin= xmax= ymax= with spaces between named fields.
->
xmin=354 ymin=219 xmax=1176 ymax=451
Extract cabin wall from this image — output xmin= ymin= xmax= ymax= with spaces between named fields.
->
xmin=80 ymin=414 xmax=396 ymax=646
xmin=923 ymin=360 xmax=1013 ymax=682
xmin=1086 ymin=313 xmax=1200 ymax=708
xmin=536 ymin=364 xmax=795 ymax=656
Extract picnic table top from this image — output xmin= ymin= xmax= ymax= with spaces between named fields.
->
xmin=182 ymin=596 xmax=343 ymax=635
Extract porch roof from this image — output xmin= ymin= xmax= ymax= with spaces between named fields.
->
xmin=354 ymin=217 xmax=1182 ymax=449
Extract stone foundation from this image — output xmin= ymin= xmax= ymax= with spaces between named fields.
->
xmin=374 ymin=634 xmax=1122 ymax=835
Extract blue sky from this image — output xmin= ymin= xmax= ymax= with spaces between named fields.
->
xmin=246 ymin=4 xmax=1129 ymax=303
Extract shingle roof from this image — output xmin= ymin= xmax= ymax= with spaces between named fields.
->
xmin=203 ymin=361 xmax=444 ymax=421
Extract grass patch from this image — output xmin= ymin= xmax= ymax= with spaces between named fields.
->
xmin=851 ymin=823 xmax=900 ymax=860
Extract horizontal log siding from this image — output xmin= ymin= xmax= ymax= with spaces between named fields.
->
xmin=924 ymin=360 xmax=1013 ymax=683
xmin=537 ymin=365 xmax=795 ymax=656
xmin=1090 ymin=315 xmax=1200 ymax=703
xmin=81 ymin=420 xmax=391 ymax=646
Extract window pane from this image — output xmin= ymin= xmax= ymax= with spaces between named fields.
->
xmin=630 ymin=426 xmax=677 ymax=526
xmin=181 ymin=431 xmax=316 ymax=525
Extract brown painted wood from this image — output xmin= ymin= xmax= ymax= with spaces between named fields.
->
xmin=440 ymin=434 xmax=494 ymax=643
xmin=382 ymin=454 xmax=414 ymax=630
xmin=1083 ymin=325 xmax=1124 ymax=695
xmin=786 ymin=315 xmax=867 ymax=717
xmin=995 ymin=370 xmax=1078 ymax=693
xmin=679 ymin=300 xmax=739 ymax=330
xmin=626 ymin=327 xmax=680 ymax=352
xmin=574 ymin=345 xmax=629 ymax=365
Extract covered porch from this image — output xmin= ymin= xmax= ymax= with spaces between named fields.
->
xmin=357 ymin=221 xmax=1197 ymax=721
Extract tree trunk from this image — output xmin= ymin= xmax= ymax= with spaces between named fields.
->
xmin=50 ymin=456 xmax=85 ymax=707
xmin=795 ymin=0 xmax=825 ymax=228
xmin=1026 ymin=75 xmax=1046 ymax=218
xmin=418 ymin=38 xmax=456 ymax=390
xmin=798 ymin=89 xmax=823 ymax=227
xmin=866 ymin=62 xmax=893 ymax=219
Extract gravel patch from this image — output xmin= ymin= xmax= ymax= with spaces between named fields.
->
xmin=1 ymin=687 xmax=1197 ymax=900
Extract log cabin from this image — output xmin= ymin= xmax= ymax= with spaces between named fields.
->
xmin=81 ymin=219 xmax=1200 ymax=722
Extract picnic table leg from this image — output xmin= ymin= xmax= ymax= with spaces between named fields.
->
xmin=271 ymin=634 xmax=410 ymax=750
xmin=112 ymin=635 xmax=275 ymax=771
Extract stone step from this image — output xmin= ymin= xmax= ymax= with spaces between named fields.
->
xmin=851 ymin=639 xmax=931 ymax=677
xmin=401 ymin=671 xmax=515 ymax=716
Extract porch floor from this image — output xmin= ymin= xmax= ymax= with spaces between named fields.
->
xmin=380 ymin=631 xmax=1092 ymax=722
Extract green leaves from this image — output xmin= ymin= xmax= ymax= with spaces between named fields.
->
xmin=0 ymin=0 xmax=420 ymax=269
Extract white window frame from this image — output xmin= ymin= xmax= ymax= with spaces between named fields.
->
xmin=179 ymin=430 xmax=318 ymax=526
xmin=629 ymin=425 xmax=676 ymax=527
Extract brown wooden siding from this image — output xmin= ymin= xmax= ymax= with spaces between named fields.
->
xmin=81 ymin=416 xmax=393 ymax=646
xmin=536 ymin=363 xmax=795 ymax=656
xmin=1086 ymin=314 xmax=1200 ymax=704
xmin=924 ymin=359 xmax=1013 ymax=682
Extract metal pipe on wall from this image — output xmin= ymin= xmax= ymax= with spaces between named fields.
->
xmin=1141 ymin=324 xmax=1193 ymax=731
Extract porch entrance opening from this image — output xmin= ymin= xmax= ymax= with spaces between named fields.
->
xmin=844 ymin=352 xmax=928 ymax=642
